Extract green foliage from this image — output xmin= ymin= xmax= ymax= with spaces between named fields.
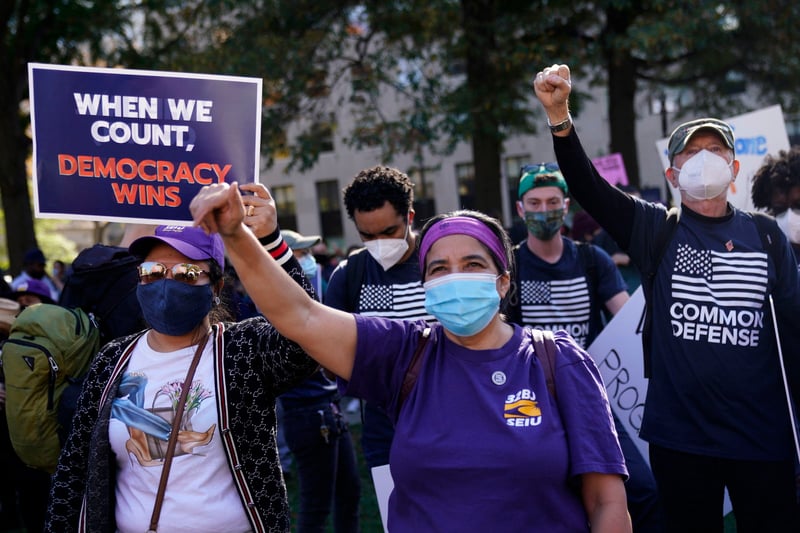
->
xmin=6 ymin=1 xmax=800 ymax=259
xmin=33 ymin=218 xmax=79 ymax=270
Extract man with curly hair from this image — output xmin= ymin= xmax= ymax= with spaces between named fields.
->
xmin=324 ymin=166 xmax=434 ymax=471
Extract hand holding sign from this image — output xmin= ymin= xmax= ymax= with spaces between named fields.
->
xmin=29 ymin=63 xmax=262 ymax=225
xmin=240 ymin=183 xmax=279 ymax=240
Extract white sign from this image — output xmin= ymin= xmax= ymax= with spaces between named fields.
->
xmin=587 ymin=288 xmax=649 ymax=459
xmin=655 ymin=105 xmax=790 ymax=211
xmin=371 ymin=464 xmax=393 ymax=532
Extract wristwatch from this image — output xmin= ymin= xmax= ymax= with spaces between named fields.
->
xmin=547 ymin=113 xmax=572 ymax=133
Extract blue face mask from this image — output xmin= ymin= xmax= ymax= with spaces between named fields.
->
xmin=524 ymin=208 xmax=565 ymax=240
xmin=136 ymin=279 xmax=213 ymax=336
xmin=298 ymin=253 xmax=318 ymax=278
xmin=424 ymin=273 xmax=500 ymax=336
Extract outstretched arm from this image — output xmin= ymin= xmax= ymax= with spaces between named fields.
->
xmin=190 ymin=182 xmax=358 ymax=380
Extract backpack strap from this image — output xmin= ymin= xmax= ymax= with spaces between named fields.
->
xmin=641 ymin=206 xmax=680 ymax=378
xmin=749 ymin=211 xmax=783 ymax=277
xmin=397 ymin=327 xmax=432 ymax=417
xmin=576 ymin=241 xmax=597 ymax=291
xmin=148 ymin=333 xmax=210 ymax=533
xmin=506 ymin=243 xmax=524 ymax=324
xmin=344 ymin=248 xmax=368 ymax=312
xmin=575 ymin=241 xmax=599 ymax=324
xmin=530 ymin=328 xmax=558 ymax=400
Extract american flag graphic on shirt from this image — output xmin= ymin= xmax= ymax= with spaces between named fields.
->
xmin=519 ymin=277 xmax=591 ymax=324
xmin=671 ymin=244 xmax=768 ymax=309
xmin=358 ymin=280 xmax=434 ymax=321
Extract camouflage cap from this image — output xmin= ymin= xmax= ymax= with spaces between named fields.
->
xmin=667 ymin=118 xmax=735 ymax=163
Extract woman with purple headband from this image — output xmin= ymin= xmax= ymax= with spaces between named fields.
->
xmin=191 ymin=183 xmax=631 ymax=532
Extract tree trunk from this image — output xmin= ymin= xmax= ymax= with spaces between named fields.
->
xmin=461 ymin=0 xmax=503 ymax=218
xmin=605 ymin=7 xmax=641 ymax=190
xmin=0 ymin=86 xmax=37 ymax=276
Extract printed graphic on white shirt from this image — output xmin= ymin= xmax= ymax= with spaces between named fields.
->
xmin=111 ymin=372 xmax=216 ymax=467
xmin=670 ymin=244 xmax=767 ymax=346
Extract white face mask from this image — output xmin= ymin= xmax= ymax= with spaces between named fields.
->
xmin=673 ymin=149 xmax=733 ymax=200
xmin=775 ymin=209 xmax=800 ymax=245
xmin=363 ymin=223 xmax=410 ymax=271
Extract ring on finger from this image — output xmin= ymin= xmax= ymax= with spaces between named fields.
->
xmin=246 ymin=205 xmax=255 ymax=217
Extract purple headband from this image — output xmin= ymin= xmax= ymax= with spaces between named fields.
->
xmin=419 ymin=216 xmax=508 ymax=274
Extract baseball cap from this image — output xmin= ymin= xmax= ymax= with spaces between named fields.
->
xmin=667 ymin=118 xmax=735 ymax=163
xmin=281 ymin=230 xmax=322 ymax=251
xmin=129 ymin=225 xmax=225 ymax=267
xmin=518 ymin=162 xmax=568 ymax=198
xmin=12 ymin=278 xmax=55 ymax=304
xmin=23 ymin=248 xmax=46 ymax=264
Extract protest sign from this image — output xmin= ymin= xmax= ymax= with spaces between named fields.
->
xmin=587 ymin=288 xmax=649 ymax=460
xmin=655 ymin=105 xmax=790 ymax=211
xmin=591 ymin=152 xmax=629 ymax=186
xmin=28 ymin=63 xmax=262 ymax=225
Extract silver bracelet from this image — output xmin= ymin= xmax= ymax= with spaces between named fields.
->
xmin=547 ymin=113 xmax=572 ymax=133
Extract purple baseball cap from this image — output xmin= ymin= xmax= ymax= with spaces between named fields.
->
xmin=129 ymin=225 xmax=225 ymax=267
xmin=13 ymin=278 xmax=55 ymax=304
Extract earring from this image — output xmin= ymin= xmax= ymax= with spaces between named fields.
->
xmin=214 ymin=296 xmax=221 ymax=306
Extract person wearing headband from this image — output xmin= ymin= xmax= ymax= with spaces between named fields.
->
xmin=191 ymin=183 xmax=631 ymax=532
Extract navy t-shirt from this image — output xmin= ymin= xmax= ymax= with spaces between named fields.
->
xmin=512 ymin=237 xmax=626 ymax=348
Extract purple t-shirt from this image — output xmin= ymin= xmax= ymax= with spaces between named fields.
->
xmin=342 ymin=316 xmax=627 ymax=532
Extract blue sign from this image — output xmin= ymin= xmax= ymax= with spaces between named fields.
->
xmin=28 ymin=63 xmax=262 ymax=224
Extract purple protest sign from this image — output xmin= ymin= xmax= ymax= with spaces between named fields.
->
xmin=28 ymin=63 xmax=262 ymax=224
xmin=591 ymin=153 xmax=628 ymax=186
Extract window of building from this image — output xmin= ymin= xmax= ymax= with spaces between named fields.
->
xmin=272 ymin=129 xmax=290 ymax=160
xmin=271 ymin=185 xmax=297 ymax=231
xmin=316 ymin=179 xmax=344 ymax=245
xmin=408 ymin=165 xmax=439 ymax=226
xmin=313 ymin=117 xmax=335 ymax=153
xmin=305 ymin=69 xmax=330 ymax=98
xmin=455 ymin=162 xmax=475 ymax=210
xmin=505 ymin=154 xmax=529 ymax=213
xmin=504 ymin=155 xmax=530 ymax=241
xmin=351 ymin=63 xmax=373 ymax=93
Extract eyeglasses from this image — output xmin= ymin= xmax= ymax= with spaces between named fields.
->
xmin=137 ymin=262 xmax=210 ymax=285
xmin=520 ymin=162 xmax=560 ymax=177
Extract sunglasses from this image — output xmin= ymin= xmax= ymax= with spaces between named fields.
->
xmin=520 ymin=162 xmax=560 ymax=177
xmin=137 ymin=262 xmax=210 ymax=285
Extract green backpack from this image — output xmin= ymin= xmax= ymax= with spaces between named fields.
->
xmin=1 ymin=303 xmax=100 ymax=473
